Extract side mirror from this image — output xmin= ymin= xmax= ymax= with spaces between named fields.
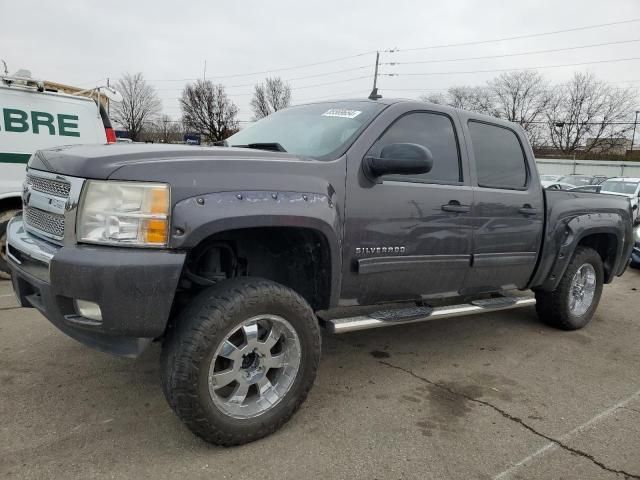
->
xmin=364 ymin=143 xmax=433 ymax=179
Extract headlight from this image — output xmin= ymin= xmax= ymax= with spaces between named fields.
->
xmin=77 ymin=180 xmax=170 ymax=247
xmin=634 ymin=224 xmax=640 ymax=243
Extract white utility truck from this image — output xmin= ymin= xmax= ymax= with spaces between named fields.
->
xmin=0 ymin=66 xmax=117 ymax=272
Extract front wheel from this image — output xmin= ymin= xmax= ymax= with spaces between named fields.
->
xmin=161 ymin=277 xmax=321 ymax=446
xmin=535 ymin=246 xmax=604 ymax=330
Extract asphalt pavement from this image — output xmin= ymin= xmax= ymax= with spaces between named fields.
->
xmin=1 ymin=270 xmax=639 ymax=479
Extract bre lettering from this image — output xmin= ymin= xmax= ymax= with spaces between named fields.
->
xmin=0 ymin=108 xmax=80 ymax=137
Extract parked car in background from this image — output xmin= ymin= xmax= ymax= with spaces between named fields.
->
xmin=592 ymin=175 xmax=608 ymax=184
xmin=566 ymin=185 xmax=602 ymax=193
xmin=598 ymin=177 xmax=640 ymax=222
xmin=545 ymin=181 xmax=578 ymax=190
xmin=0 ymin=68 xmax=117 ymax=272
xmin=557 ymin=174 xmax=605 ymax=188
xmin=540 ymin=174 xmax=563 ymax=188
xmin=631 ymin=225 xmax=640 ymax=268
xmin=568 ymin=179 xmax=640 ymax=266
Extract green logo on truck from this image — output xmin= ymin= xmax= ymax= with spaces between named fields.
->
xmin=0 ymin=108 xmax=80 ymax=137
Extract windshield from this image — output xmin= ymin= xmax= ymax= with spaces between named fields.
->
xmin=558 ymin=175 xmax=592 ymax=186
xmin=540 ymin=175 xmax=559 ymax=181
xmin=226 ymin=101 xmax=385 ymax=159
xmin=600 ymin=180 xmax=640 ymax=195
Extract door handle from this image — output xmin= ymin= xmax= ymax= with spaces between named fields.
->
xmin=441 ymin=201 xmax=471 ymax=213
xmin=519 ymin=205 xmax=538 ymax=215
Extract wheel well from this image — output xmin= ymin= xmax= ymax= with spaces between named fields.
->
xmin=0 ymin=196 xmax=22 ymax=216
xmin=179 ymin=227 xmax=332 ymax=311
xmin=577 ymin=233 xmax=617 ymax=282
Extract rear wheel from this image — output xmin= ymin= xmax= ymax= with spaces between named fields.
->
xmin=0 ymin=209 xmax=20 ymax=275
xmin=161 ymin=277 xmax=321 ymax=446
xmin=535 ymin=246 xmax=604 ymax=330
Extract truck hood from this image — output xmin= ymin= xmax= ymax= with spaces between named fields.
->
xmin=28 ymin=143 xmax=308 ymax=180
xmin=27 ymin=143 xmax=346 ymax=207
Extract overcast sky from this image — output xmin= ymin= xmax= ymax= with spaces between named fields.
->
xmin=2 ymin=0 xmax=639 ymax=122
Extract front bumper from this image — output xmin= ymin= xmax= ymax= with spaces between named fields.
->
xmin=7 ymin=216 xmax=186 ymax=357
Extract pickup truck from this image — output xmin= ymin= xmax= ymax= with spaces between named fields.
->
xmin=7 ymin=99 xmax=634 ymax=446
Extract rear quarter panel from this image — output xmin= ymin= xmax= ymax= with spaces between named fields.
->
xmin=530 ymin=189 xmax=633 ymax=290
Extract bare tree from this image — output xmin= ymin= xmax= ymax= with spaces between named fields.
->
xmin=489 ymin=71 xmax=550 ymax=147
xmin=420 ymin=86 xmax=496 ymax=115
xmin=111 ymin=73 xmax=162 ymax=141
xmin=144 ymin=115 xmax=183 ymax=143
xmin=250 ymin=77 xmax=292 ymax=120
xmin=180 ymin=80 xmax=239 ymax=142
xmin=545 ymin=72 xmax=638 ymax=154
xmin=421 ymin=92 xmax=448 ymax=105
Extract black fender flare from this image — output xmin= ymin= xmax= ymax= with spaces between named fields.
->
xmin=169 ymin=190 xmax=343 ymax=307
xmin=533 ymin=212 xmax=631 ymax=291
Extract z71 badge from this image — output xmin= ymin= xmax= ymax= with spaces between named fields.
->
xmin=355 ymin=246 xmax=406 ymax=255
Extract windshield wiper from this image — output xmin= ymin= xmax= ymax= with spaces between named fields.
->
xmin=231 ymin=142 xmax=287 ymax=152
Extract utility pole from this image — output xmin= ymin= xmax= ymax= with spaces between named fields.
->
xmin=203 ymin=60 xmax=207 ymax=82
xmin=631 ymin=110 xmax=639 ymax=152
xmin=368 ymin=51 xmax=382 ymax=100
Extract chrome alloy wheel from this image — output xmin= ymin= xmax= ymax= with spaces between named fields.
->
xmin=568 ymin=264 xmax=597 ymax=316
xmin=207 ymin=315 xmax=301 ymax=419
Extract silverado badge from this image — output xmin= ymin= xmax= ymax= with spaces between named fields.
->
xmin=355 ymin=246 xmax=406 ymax=255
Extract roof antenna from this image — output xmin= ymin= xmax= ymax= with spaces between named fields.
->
xmin=368 ymin=87 xmax=381 ymax=100
xmin=368 ymin=51 xmax=382 ymax=100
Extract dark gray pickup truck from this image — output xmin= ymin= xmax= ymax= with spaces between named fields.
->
xmin=7 ymin=99 xmax=634 ymax=445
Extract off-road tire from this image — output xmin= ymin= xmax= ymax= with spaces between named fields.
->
xmin=161 ymin=277 xmax=321 ymax=446
xmin=535 ymin=246 xmax=604 ymax=330
xmin=0 ymin=209 xmax=20 ymax=275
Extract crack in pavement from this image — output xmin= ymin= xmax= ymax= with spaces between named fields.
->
xmin=378 ymin=360 xmax=640 ymax=480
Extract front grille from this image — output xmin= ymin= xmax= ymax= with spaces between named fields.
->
xmin=24 ymin=206 xmax=65 ymax=239
xmin=26 ymin=174 xmax=71 ymax=198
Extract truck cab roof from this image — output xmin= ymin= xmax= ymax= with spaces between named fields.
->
xmin=299 ymin=97 xmax=522 ymax=130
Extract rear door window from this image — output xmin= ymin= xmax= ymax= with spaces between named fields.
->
xmin=468 ymin=121 xmax=528 ymax=189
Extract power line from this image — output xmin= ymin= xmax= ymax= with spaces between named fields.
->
xmin=147 ymin=18 xmax=640 ymax=85
xmin=382 ymin=56 xmax=640 ymax=77
xmin=154 ymin=65 xmax=372 ymax=91
xmin=386 ymin=18 xmax=640 ymax=53
xmin=384 ymin=38 xmax=640 ymax=66
xmin=149 ymin=51 xmax=376 ymax=82
xmin=383 ymin=79 xmax=640 ymax=92
xmin=117 ymin=18 xmax=640 ymax=95
xmin=76 ymin=77 xmax=107 ymax=87
xmin=243 ymin=65 xmax=370 ymax=84
xmin=294 ymin=90 xmax=369 ymax=102
xmin=157 ymin=75 xmax=371 ymax=100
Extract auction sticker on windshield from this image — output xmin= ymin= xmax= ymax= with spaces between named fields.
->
xmin=322 ymin=109 xmax=361 ymax=119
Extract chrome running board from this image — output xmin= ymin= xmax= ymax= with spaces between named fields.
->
xmin=326 ymin=296 xmax=536 ymax=334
